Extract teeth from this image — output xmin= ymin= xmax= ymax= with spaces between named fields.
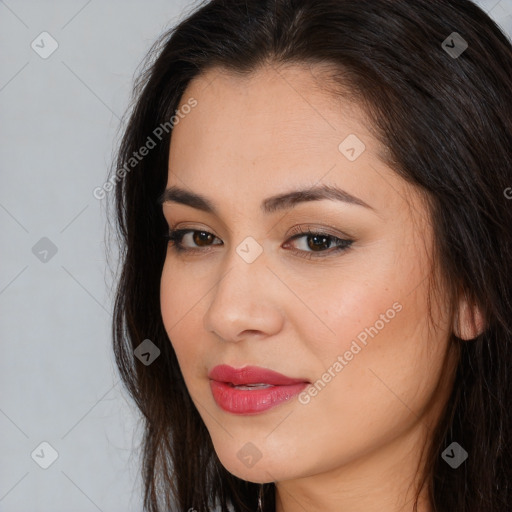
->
xmin=232 ymin=383 xmax=273 ymax=390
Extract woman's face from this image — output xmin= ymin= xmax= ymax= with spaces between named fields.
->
xmin=160 ymin=64 xmax=455 ymax=502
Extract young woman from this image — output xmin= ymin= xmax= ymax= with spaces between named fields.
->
xmin=109 ymin=1 xmax=512 ymax=510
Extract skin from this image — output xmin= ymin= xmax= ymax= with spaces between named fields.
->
xmin=159 ymin=63 xmax=483 ymax=512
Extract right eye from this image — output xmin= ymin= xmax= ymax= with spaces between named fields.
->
xmin=164 ymin=228 xmax=223 ymax=253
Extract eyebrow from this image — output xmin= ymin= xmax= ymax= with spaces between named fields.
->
xmin=157 ymin=183 xmax=375 ymax=214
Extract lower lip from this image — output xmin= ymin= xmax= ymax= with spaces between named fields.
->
xmin=209 ymin=380 xmax=308 ymax=415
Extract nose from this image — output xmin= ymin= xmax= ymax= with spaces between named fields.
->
xmin=202 ymin=243 xmax=284 ymax=343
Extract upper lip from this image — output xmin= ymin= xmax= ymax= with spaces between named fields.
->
xmin=208 ymin=364 xmax=309 ymax=386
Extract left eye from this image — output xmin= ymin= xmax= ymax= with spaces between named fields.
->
xmin=164 ymin=227 xmax=354 ymax=259
xmin=285 ymin=231 xmax=352 ymax=254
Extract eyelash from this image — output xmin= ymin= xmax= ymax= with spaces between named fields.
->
xmin=163 ymin=225 xmax=354 ymax=260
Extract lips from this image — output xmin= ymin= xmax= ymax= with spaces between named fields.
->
xmin=208 ymin=364 xmax=308 ymax=386
xmin=208 ymin=364 xmax=310 ymax=414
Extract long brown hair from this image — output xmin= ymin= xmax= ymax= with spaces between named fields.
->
xmin=108 ymin=1 xmax=512 ymax=510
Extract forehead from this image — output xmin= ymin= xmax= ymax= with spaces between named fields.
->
xmin=166 ymin=63 xmax=415 ymax=221
xmin=171 ymin=63 xmax=374 ymax=159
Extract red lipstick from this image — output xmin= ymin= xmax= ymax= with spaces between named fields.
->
xmin=208 ymin=365 xmax=309 ymax=415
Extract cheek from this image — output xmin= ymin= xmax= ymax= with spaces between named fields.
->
xmin=299 ymin=271 xmax=447 ymax=425
xmin=160 ymin=260 xmax=181 ymax=339
xmin=283 ymin=286 xmax=448 ymax=475
xmin=284 ymin=245 xmax=427 ymax=366
xmin=291 ymin=237 xmax=448 ymax=406
xmin=160 ymin=256 xmax=209 ymax=327
xmin=160 ymin=259 xmax=205 ymax=375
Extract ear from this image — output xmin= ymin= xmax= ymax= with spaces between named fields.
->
xmin=453 ymin=292 xmax=486 ymax=340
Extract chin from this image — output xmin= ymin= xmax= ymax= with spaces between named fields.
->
xmin=213 ymin=444 xmax=303 ymax=484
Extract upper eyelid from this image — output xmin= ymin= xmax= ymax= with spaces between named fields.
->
xmin=166 ymin=226 xmax=346 ymax=236
xmin=165 ymin=218 xmax=351 ymax=236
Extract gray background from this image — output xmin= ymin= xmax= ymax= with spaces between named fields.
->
xmin=0 ymin=1 xmax=511 ymax=511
